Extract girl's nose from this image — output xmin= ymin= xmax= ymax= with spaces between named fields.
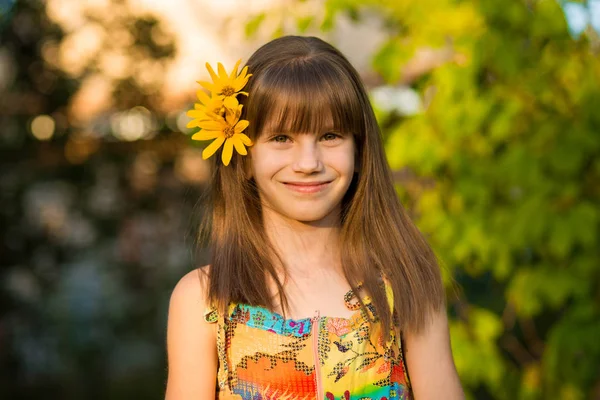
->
xmin=292 ymin=139 xmax=323 ymax=173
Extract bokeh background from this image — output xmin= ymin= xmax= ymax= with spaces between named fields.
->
xmin=1 ymin=0 xmax=599 ymax=399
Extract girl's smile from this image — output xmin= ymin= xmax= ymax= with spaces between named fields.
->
xmin=282 ymin=180 xmax=332 ymax=194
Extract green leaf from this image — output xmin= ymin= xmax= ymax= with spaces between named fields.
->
xmin=296 ymin=16 xmax=314 ymax=33
xmin=245 ymin=13 xmax=266 ymax=39
xmin=372 ymin=37 xmax=412 ymax=83
xmin=471 ymin=307 xmax=503 ymax=342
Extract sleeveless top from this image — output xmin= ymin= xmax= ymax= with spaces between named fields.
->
xmin=203 ymin=280 xmax=412 ymax=400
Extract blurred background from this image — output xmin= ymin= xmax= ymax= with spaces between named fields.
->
xmin=0 ymin=0 xmax=598 ymax=399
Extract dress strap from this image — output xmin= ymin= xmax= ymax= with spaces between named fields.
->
xmin=381 ymin=277 xmax=412 ymax=390
xmin=204 ymin=306 xmax=218 ymax=323
xmin=344 ymin=278 xmax=394 ymax=321
xmin=204 ymin=303 xmax=233 ymax=391
xmin=343 ymin=282 xmax=379 ymax=323
xmin=343 ymin=283 xmax=371 ymax=310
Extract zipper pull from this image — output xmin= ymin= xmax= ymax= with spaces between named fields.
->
xmin=313 ymin=309 xmax=320 ymax=321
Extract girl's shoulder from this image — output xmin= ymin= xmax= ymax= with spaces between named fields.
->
xmin=171 ymin=266 xmax=210 ymax=300
xmin=166 ymin=266 xmax=217 ymax=397
xmin=170 ymin=266 xmax=214 ymax=324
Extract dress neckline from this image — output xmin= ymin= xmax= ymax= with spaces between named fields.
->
xmin=221 ymin=284 xmax=376 ymax=337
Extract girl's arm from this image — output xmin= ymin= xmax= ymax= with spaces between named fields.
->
xmin=165 ymin=268 xmax=217 ymax=399
xmin=404 ymin=309 xmax=465 ymax=400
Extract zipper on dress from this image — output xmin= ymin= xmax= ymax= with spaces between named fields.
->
xmin=311 ymin=309 xmax=323 ymax=398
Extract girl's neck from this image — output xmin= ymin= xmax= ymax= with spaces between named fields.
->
xmin=263 ymin=206 xmax=343 ymax=277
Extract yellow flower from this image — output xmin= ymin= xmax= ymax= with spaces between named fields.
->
xmin=192 ymin=104 xmax=253 ymax=166
xmin=197 ymin=58 xmax=252 ymax=111
xmin=186 ymin=58 xmax=253 ymax=166
xmin=186 ymin=90 xmax=224 ymax=129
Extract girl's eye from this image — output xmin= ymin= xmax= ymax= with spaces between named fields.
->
xmin=269 ymin=132 xmax=341 ymax=143
xmin=322 ymin=132 xmax=340 ymax=141
xmin=270 ymin=135 xmax=290 ymax=143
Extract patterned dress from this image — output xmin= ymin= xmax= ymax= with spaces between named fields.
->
xmin=204 ymin=279 xmax=412 ymax=400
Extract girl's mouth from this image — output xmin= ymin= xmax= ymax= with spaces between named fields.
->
xmin=283 ymin=181 xmax=331 ymax=193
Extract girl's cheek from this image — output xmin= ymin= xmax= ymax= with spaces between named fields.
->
xmin=254 ymin=159 xmax=286 ymax=176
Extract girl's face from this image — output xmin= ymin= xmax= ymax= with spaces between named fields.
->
xmin=249 ymin=126 xmax=356 ymax=224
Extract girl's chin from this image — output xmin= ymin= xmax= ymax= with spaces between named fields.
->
xmin=280 ymin=206 xmax=340 ymax=224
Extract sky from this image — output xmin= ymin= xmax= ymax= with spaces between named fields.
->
xmin=562 ymin=0 xmax=600 ymax=37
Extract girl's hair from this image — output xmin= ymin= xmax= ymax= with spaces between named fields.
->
xmin=196 ymin=35 xmax=444 ymax=335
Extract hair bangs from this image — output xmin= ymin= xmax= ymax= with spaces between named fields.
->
xmin=249 ymin=59 xmax=365 ymax=140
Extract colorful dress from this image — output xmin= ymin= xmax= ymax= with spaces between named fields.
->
xmin=204 ymin=280 xmax=412 ymax=400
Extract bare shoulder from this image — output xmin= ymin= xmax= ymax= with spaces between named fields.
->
xmin=170 ymin=266 xmax=211 ymax=307
xmin=167 ymin=265 xmax=214 ymax=341
xmin=165 ymin=265 xmax=217 ymax=399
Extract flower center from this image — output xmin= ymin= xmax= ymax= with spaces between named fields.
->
xmin=221 ymin=86 xmax=235 ymax=97
xmin=224 ymin=126 xmax=235 ymax=138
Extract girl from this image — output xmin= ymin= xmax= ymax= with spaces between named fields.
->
xmin=166 ymin=35 xmax=464 ymax=400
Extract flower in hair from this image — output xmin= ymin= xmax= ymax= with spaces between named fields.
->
xmin=200 ymin=59 xmax=251 ymax=110
xmin=186 ymin=59 xmax=253 ymax=166
xmin=193 ymin=104 xmax=252 ymax=166
xmin=186 ymin=90 xmax=225 ymax=128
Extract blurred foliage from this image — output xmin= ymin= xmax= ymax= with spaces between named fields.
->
xmin=0 ymin=0 xmax=204 ymax=399
xmin=249 ymin=0 xmax=600 ymax=398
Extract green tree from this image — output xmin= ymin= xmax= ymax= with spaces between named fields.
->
xmin=249 ymin=0 xmax=600 ymax=398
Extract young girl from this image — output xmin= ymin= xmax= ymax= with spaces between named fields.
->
xmin=165 ymin=35 xmax=464 ymax=400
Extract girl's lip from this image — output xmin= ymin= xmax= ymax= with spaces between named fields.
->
xmin=283 ymin=181 xmax=331 ymax=193
xmin=284 ymin=181 xmax=331 ymax=186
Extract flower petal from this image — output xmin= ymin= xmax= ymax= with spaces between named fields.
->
xmin=186 ymin=120 xmax=200 ymax=129
xmin=192 ymin=130 xmax=222 ymax=141
xmin=196 ymin=90 xmax=212 ymax=105
xmin=236 ymin=133 xmax=253 ymax=146
xmin=222 ymin=138 xmax=234 ymax=166
xmin=205 ymin=62 xmax=219 ymax=84
xmin=223 ymin=96 xmax=239 ymax=111
xmin=187 ymin=109 xmax=207 ymax=118
xmin=208 ymin=96 xmax=223 ymax=108
xmin=225 ymin=105 xmax=242 ymax=125
xmin=198 ymin=80 xmax=217 ymax=93
xmin=234 ymin=119 xmax=249 ymax=133
xmin=232 ymin=135 xmax=248 ymax=155
xmin=202 ymin=136 xmax=225 ymax=160
xmin=197 ymin=120 xmax=225 ymax=130
xmin=229 ymin=59 xmax=242 ymax=80
xmin=238 ymin=66 xmax=250 ymax=79
xmin=233 ymin=74 xmax=251 ymax=91
xmin=217 ymin=62 xmax=228 ymax=80
xmin=203 ymin=110 xmax=225 ymax=122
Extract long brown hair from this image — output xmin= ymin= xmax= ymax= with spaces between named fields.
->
xmin=196 ymin=35 xmax=444 ymax=336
